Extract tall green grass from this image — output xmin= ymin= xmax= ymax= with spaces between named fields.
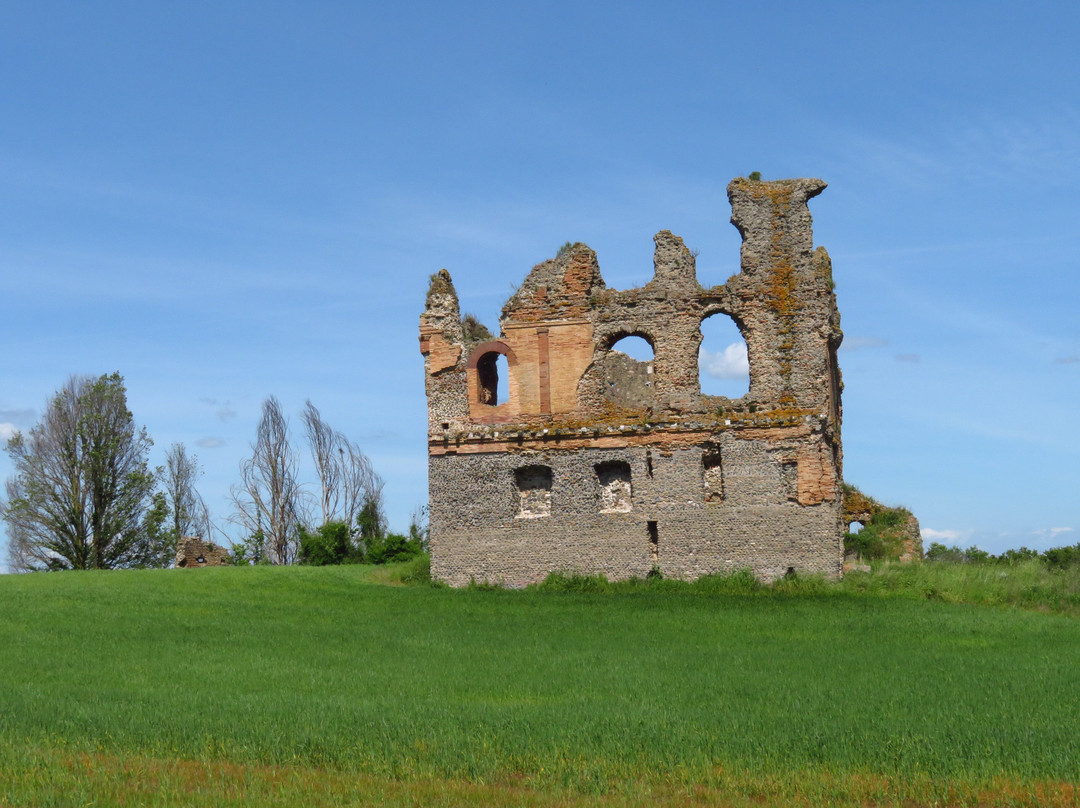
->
xmin=1 ymin=562 xmax=1079 ymax=800
xmin=839 ymin=557 xmax=1080 ymax=614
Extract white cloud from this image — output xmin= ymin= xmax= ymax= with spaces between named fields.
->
xmin=700 ymin=342 xmax=748 ymax=380
xmin=0 ymin=423 xmax=17 ymax=441
xmin=196 ymin=437 xmax=226 ymax=448
xmin=1034 ymin=526 xmax=1075 ymax=539
xmin=921 ymin=528 xmax=968 ymax=542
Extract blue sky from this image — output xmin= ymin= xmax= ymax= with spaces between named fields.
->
xmin=2 ymin=1 xmax=1078 ymax=567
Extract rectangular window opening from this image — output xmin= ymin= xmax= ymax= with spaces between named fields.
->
xmin=648 ymin=520 xmax=659 ymax=562
xmin=645 ymin=449 xmax=654 ymax=478
xmin=703 ymin=449 xmax=724 ymax=503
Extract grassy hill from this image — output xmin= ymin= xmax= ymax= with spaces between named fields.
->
xmin=1 ymin=561 xmax=1079 ymax=807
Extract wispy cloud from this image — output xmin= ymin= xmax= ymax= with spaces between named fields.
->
xmin=826 ymin=104 xmax=1080 ymax=189
xmin=700 ymin=342 xmax=749 ymax=380
xmin=1033 ymin=526 xmax=1075 ymax=539
xmin=895 ymin=353 xmax=920 ymax=363
xmin=921 ymin=528 xmax=970 ymax=542
xmin=0 ymin=423 xmax=18 ymax=441
xmin=200 ymin=399 xmax=237 ymax=421
xmin=196 ymin=437 xmax=226 ymax=448
xmin=1055 ymin=355 xmax=1079 ymax=365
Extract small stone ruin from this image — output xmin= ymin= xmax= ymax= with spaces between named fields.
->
xmin=175 ymin=536 xmax=228 ymax=568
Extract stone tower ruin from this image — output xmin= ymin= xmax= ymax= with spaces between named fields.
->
xmin=419 ymin=177 xmax=844 ymax=587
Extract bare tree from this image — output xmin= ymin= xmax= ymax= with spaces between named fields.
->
xmin=164 ymin=442 xmax=211 ymax=542
xmin=301 ymin=400 xmax=382 ymax=531
xmin=2 ymin=373 xmax=155 ymax=571
xmin=230 ymin=396 xmax=304 ymax=564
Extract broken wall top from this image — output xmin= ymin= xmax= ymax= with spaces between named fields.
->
xmin=420 ymin=177 xmax=843 ymax=441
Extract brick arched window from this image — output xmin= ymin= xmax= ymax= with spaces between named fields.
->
xmin=467 ymin=341 xmax=516 ymax=407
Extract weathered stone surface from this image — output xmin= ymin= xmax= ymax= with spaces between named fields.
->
xmin=175 ymin=536 xmax=228 ymax=568
xmin=420 ymin=177 xmax=846 ymax=586
xmin=842 ymin=485 xmax=923 ymax=562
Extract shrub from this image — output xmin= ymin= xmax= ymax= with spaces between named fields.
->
xmin=460 ymin=313 xmax=492 ymax=342
xmin=365 ymin=533 xmax=424 ymax=565
xmin=399 ymin=553 xmax=437 ymax=586
xmin=298 ymin=522 xmax=357 ymax=566
xmin=844 ymin=508 xmax=910 ymax=560
xmin=1044 ymin=543 xmax=1080 ymax=570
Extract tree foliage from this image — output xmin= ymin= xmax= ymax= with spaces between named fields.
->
xmin=230 ymin=396 xmax=303 ymax=565
xmin=127 ymin=443 xmax=212 ymax=569
xmin=163 ymin=442 xmax=211 ymax=544
xmin=300 ymin=400 xmax=382 ymax=533
xmin=297 ymin=521 xmax=355 ymax=566
xmin=2 ymin=373 xmax=155 ymax=571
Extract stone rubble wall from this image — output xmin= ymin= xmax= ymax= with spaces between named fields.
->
xmin=420 ymin=177 xmax=845 ymax=586
xmin=175 ymin=536 xmax=229 ymax=568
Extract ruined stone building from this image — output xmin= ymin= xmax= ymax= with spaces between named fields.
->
xmin=419 ymin=178 xmax=844 ymax=587
xmin=175 ymin=536 xmax=228 ymax=568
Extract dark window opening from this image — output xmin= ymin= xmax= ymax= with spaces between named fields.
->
xmin=703 ymin=449 xmax=724 ymax=503
xmin=596 ymin=460 xmax=632 ymax=512
xmin=648 ymin=521 xmax=659 ymax=562
xmin=645 ymin=449 xmax=654 ymax=478
xmin=515 ymin=465 xmax=552 ymax=518
xmin=781 ymin=460 xmax=799 ymax=501
xmin=476 ymin=352 xmax=509 ymax=405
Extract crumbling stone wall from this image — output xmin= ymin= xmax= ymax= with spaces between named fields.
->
xmin=420 ymin=178 xmax=845 ymax=586
xmin=175 ymin=536 xmax=228 ymax=568
xmin=842 ymin=484 xmax=923 ymax=564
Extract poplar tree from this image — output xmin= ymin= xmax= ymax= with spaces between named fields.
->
xmin=2 ymin=373 xmax=155 ymax=571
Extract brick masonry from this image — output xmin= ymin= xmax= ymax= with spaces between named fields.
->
xmin=420 ymin=178 xmax=845 ymax=586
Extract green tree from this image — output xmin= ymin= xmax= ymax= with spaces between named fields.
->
xmin=230 ymin=396 xmax=303 ymax=564
xmin=2 ymin=373 xmax=155 ymax=571
xmin=297 ymin=521 xmax=355 ymax=566
xmin=131 ymin=491 xmax=172 ymax=568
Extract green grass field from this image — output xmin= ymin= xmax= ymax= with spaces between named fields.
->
xmin=1 ymin=561 xmax=1079 ymax=807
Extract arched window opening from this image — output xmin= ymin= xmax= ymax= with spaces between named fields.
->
xmin=699 ymin=314 xmax=749 ymax=398
xmin=515 ymin=465 xmax=552 ymax=518
xmin=847 ymin=521 xmax=863 ymax=535
xmin=476 ymin=351 xmax=510 ymax=406
xmin=609 ymin=335 xmax=654 ymax=362
xmin=702 ymin=449 xmax=724 ymax=503
xmin=596 ymin=460 xmax=632 ymax=513
xmin=603 ymin=335 xmax=655 ymax=409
